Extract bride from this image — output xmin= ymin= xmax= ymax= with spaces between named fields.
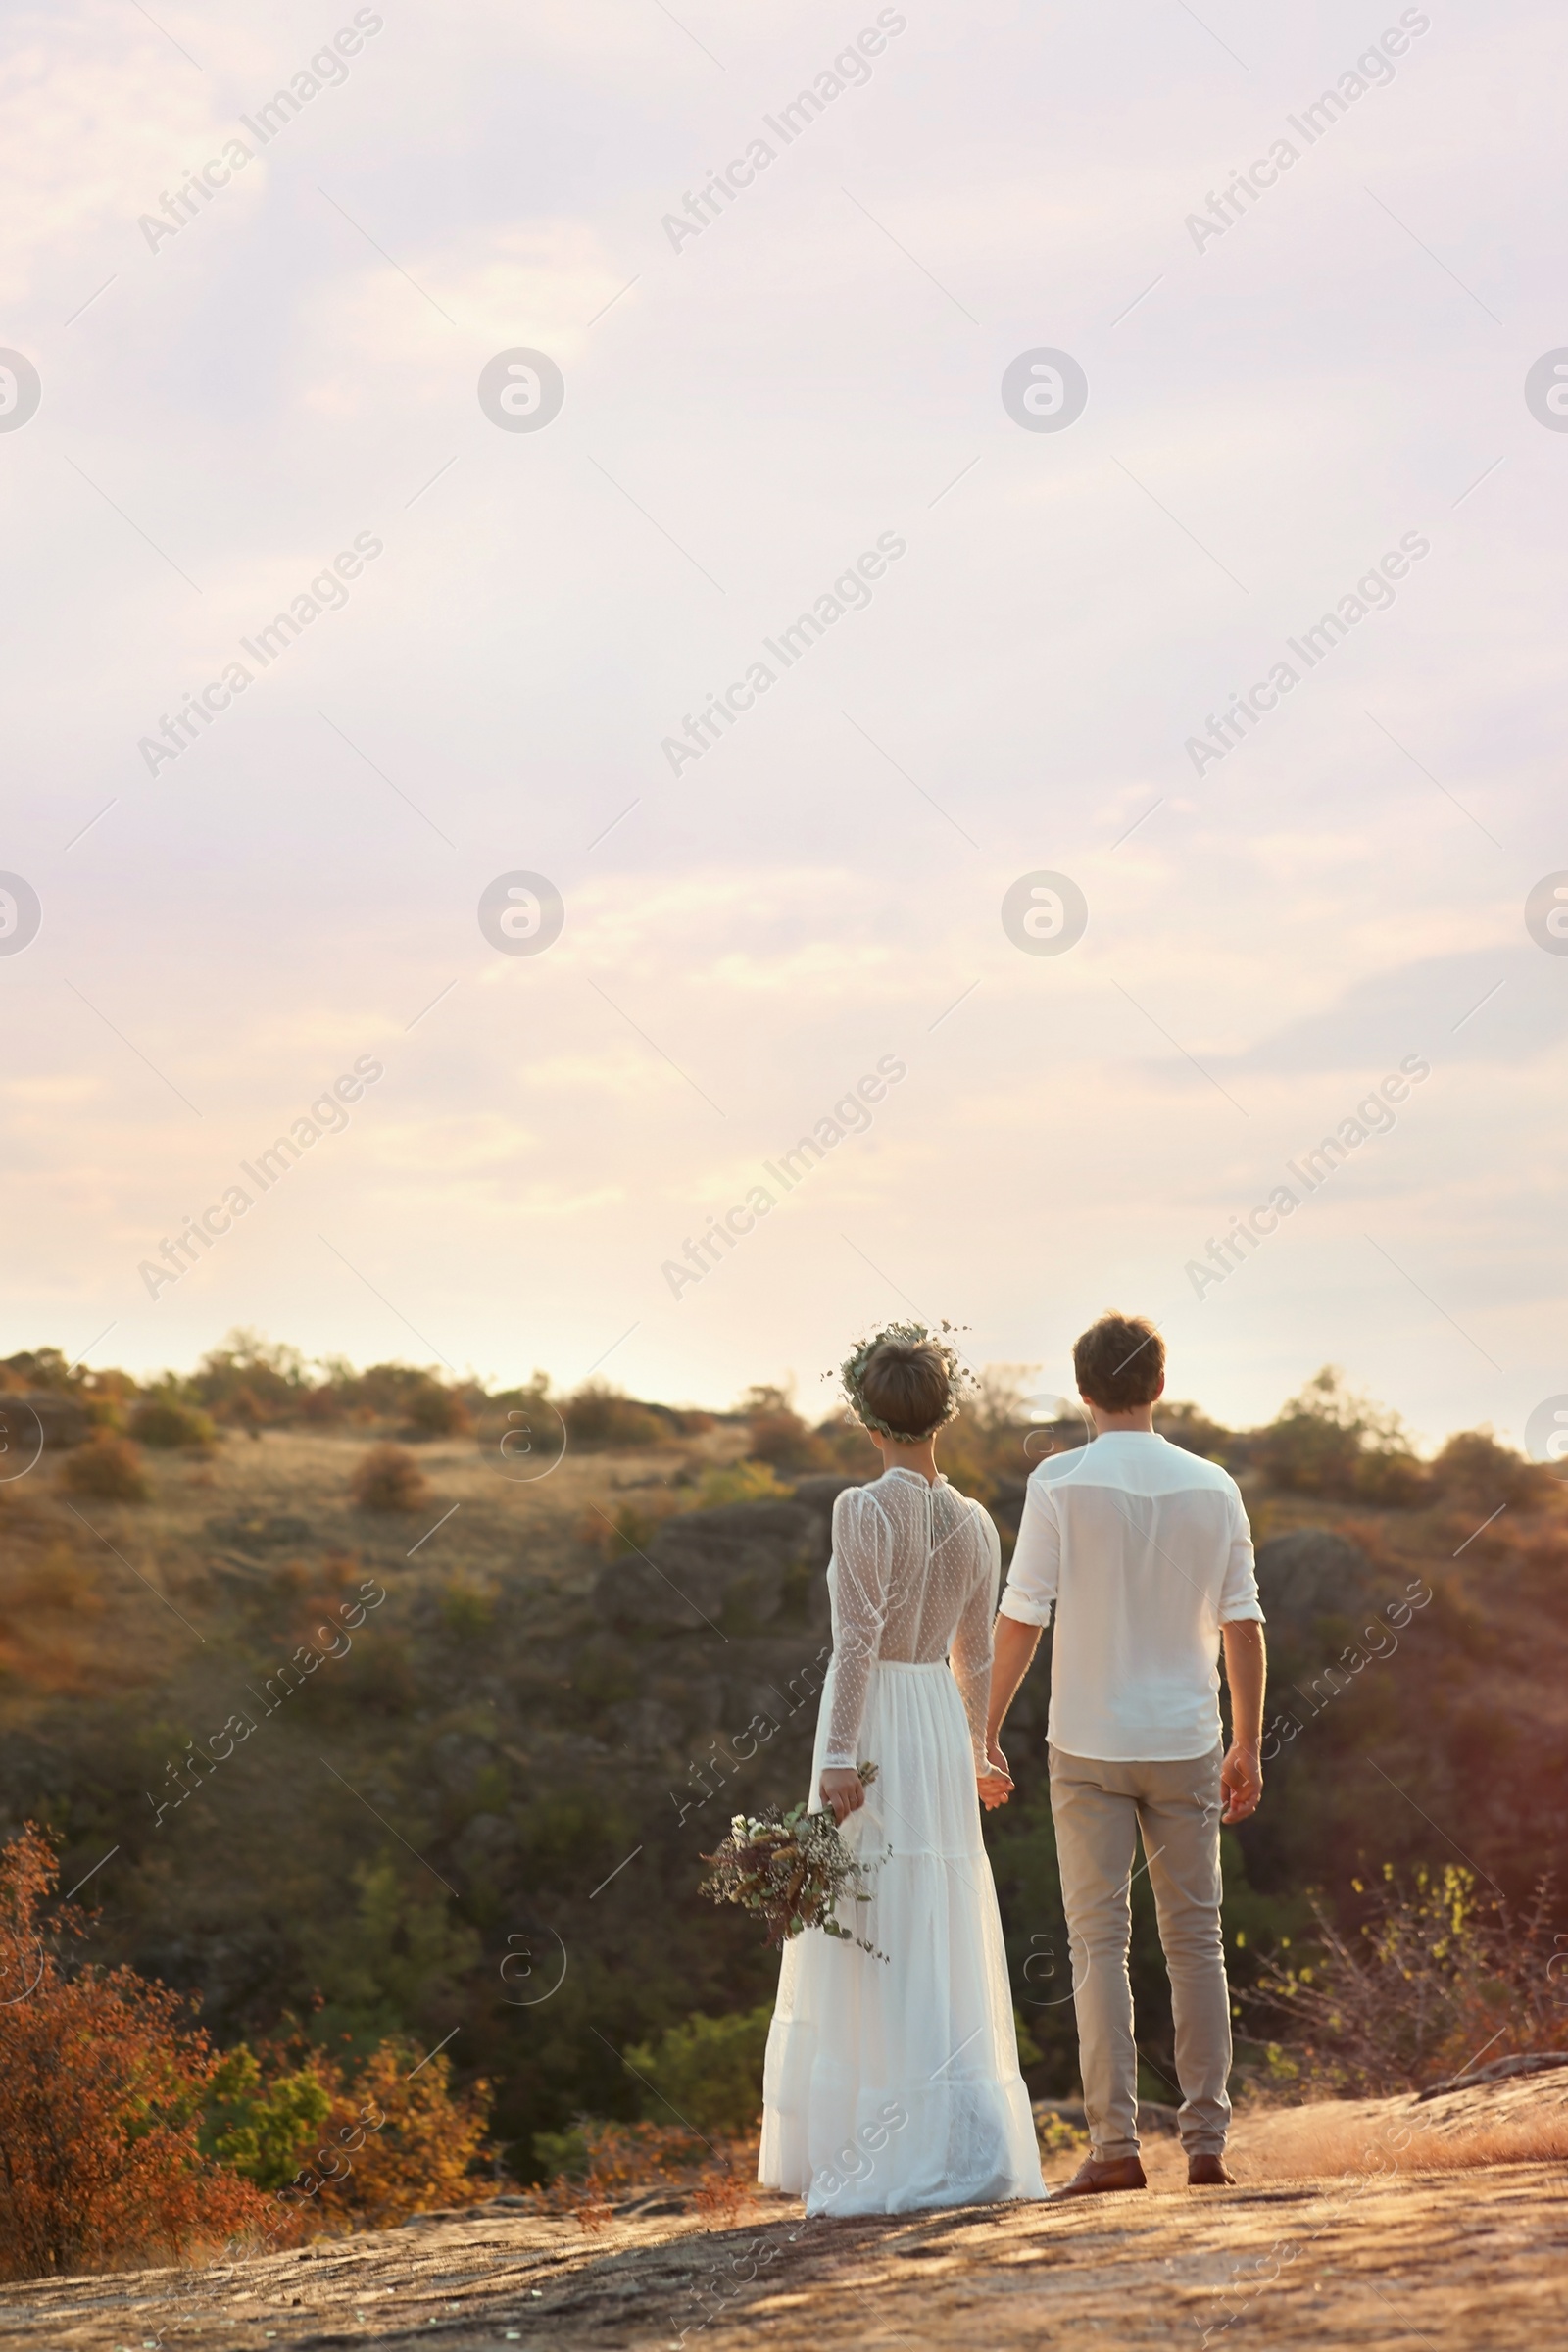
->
xmin=759 ymin=1324 xmax=1044 ymax=2214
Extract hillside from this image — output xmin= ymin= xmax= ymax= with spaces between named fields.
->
xmin=0 ymin=1350 xmax=1565 ymax=2184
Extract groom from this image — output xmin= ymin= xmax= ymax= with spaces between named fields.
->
xmin=985 ymin=1312 xmax=1266 ymax=2195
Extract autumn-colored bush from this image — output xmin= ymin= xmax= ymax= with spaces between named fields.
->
xmin=128 ymin=1397 xmax=217 ymax=1449
xmin=0 ymin=1826 xmax=268 ymax=2279
xmin=350 ymin=1444 xmax=430 ymax=1513
xmin=314 ymin=2041 xmax=494 ymax=2226
xmin=207 ymin=2035 xmax=496 ymax=2232
xmin=58 ymin=1432 xmax=149 ymax=1502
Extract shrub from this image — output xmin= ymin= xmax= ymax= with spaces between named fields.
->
xmin=402 ymin=1380 xmax=471 ymax=1440
xmin=740 ymin=1387 xmax=831 ymax=1474
xmin=303 ymin=2041 xmax=492 ymax=2229
xmin=350 ymin=1445 xmax=431 ymax=1513
xmin=561 ymin=1383 xmax=668 ymax=1451
xmin=1154 ymin=1400 xmax=1234 ymax=1459
xmin=808 ymin=1414 xmax=882 ymax=1476
xmin=1432 ymin=1430 xmax=1555 ymax=1514
xmin=58 ymin=1433 xmax=149 ymax=1503
xmin=1249 ymin=1861 xmax=1566 ymax=2096
xmin=0 ymin=1826 xmax=267 ymax=2279
xmin=1 ymin=1348 xmax=79 ymax=1394
xmin=217 ymin=1384 xmax=269 ymax=1437
xmin=128 ymin=1398 xmax=217 ymax=1450
xmin=204 ymin=2037 xmax=494 ymax=2230
xmin=193 ymin=1331 xmax=305 ymax=1424
xmin=1251 ymin=1367 xmax=1430 ymax=1506
xmin=203 ymin=2046 xmax=333 ymax=2190
xmin=692 ymin=1461 xmax=791 ymax=1510
xmin=1350 ymin=1448 xmax=1436 ymax=1508
xmin=623 ymin=2005 xmax=773 ymax=2135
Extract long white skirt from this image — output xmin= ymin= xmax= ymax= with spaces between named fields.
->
xmin=759 ymin=1658 xmax=1045 ymax=2215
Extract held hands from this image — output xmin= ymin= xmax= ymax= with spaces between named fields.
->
xmin=978 ymin=1739 xmax=1014 ymax=1811
xmin=819 ymin=1768 xmax=865 ymax=1827
xmin=1220 ymin=1741 xmax=1263 ymax=1824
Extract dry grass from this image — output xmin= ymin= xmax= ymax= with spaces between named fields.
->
xmin=520 ymin=2121 xmax=763 ymax=2234
xmin=1233 ymin=2074 xmax=1568 ymax=2180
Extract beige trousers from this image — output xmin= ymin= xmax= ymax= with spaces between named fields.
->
xmin=1048 ymin=1741 xmax=1231 ymax=2159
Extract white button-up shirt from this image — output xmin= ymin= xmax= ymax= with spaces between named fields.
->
xmin=998 ymin=1431 xmax=1263 ymax=1762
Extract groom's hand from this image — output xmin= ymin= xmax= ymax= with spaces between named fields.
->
xmin=819 ymin=1768 xmax=864 ymax=1826
xmin=978 ymin=1739 xmax=1014 ymax=1810
xmin=1220 ymin=1741 xmax=1262 ymax=1824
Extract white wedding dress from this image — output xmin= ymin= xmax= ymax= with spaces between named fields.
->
xmin=759 ymin=1468 xmax=1044 ymax=2214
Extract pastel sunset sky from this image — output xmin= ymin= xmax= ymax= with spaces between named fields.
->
xmin=2 ymin=0 xmax=1564 ymax=1447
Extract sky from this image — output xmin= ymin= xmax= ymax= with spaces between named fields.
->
xmin=1 ymin=0 xmax=1565 ymax=1451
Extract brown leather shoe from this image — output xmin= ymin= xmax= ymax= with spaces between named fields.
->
xmin=1047 ymin=2155 xmax=1147 ymax=2201
xmin=1188 ymin=2153 xmax=1236 ymax=2185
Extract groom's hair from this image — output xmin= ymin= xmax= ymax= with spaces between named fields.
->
xmin=860 ymin=1338 xmax=952 ymax=1439
xmin=1073 ymin=1312 xmax=1165 ymax=1410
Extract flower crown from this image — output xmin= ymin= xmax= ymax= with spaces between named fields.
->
xmin=839 ymin=1320 xmax=969 ymax=1442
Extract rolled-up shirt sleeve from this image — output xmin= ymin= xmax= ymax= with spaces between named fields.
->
xmin=1218 ymin=1484 xmax=1264 ymax=1622
xmin=998 ymin=1471 xmax=1059 ymax=1627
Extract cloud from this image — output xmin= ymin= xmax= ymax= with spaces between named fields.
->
xmin=1221 ymin=950 xmax=1564 ymax=1074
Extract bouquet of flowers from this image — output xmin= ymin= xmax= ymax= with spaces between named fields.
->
xmin=698 ymin=1763 xmax=888 ymax=1960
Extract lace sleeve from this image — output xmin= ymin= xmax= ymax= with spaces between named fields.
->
xmin=821 ymin=1487 xmax=893 ymax=1770
xmin=950 ymin=1502 xmax=1001 ymax=1771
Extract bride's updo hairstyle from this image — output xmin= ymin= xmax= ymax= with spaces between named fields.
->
xmin=841 ymin=1320 xmax=964 ymax=1442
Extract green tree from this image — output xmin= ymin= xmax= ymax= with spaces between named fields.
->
xmin=299 ymin=1857 xmax=481 ymax=2051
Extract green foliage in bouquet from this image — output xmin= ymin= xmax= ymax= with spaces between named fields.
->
xmin=698 ymin=1762 xmax=889 ymax=1961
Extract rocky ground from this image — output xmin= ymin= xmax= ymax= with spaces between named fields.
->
xmin=4 ymin=2077 xmax=1564 ymax=2352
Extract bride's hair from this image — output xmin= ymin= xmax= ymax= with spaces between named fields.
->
xmin=857 ymin=1335 xmax=955 ymax=1441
